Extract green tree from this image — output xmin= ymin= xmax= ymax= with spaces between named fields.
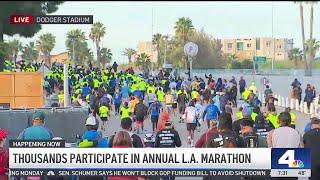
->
xmin=305 ymin=38 xmax=320 ymax=74
xmin=135 ymin=53 xmax=151 ymax=71
xmin=174 ymin=17 xmax=195 ymax=68
xmin=36 ymin=33 xmax=55 ymax=66
xmin=185 ymin=29 xmax=223 ymax=69
xmin=241 ymin=59 xmax=253 ymax=69
xmin=89 ymin=22 xmax=106 ymax=64
xmin=295 ymin=1 xmax=306 ymax=62
xmin=152 ymin=33 xmax=163 ymax=65
xmin=66 ymin=29 xmax=93 ymax=65
xmin=22 ymin=42 xmax=39 ymax=63
xmin=7 ymin=39 xmax=22 ymax=63
xmin=174 ymin=17 xmax=195 ymax=46
xmin=288 ymin=48 xmax=303 ymax=68
xmin=308 ymin=2 xmax=316 ymax=40
xmin=122 ymin=48 xmax=136 ymax=64
xmin=100 ymin=48 xmax=112 ymax=68
xmin=0 ymin=1 xmax=64 ymax=70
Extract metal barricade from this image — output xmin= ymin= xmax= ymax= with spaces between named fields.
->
xmin=0 ymin=107 xmax=89 ymax=144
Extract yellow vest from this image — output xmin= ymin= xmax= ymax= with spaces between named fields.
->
xmin=236 ymin=111 xmax=243 ymax=120
xmin=120 ymin=106 xmax=131 ymax=119
xmin=191 ymin=90 xmax=199 ymax=100
xmin=290 ymin=112 xmax=296 ymax=125
xmin=58 ymin=94 xmax=64 ymax=103
xmin=147 ymin=86 xmax=156 ymax=94
xmin=99 ymin=106 xmax=109 ymax=118
xmin=267 ymin=112 xmax=279 ymax=129
xmin=157 ymin=90 xmax=165 ymax=102
xmin=251 ymin=112 xmax=258 ymax=122
xmin=242 ymin=90 xmax=251 ymax=100
xmin=139 ymin=81 xmax=147 ymax=91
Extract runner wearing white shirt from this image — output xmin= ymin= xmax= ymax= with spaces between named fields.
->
xmin=267 ymin=112 xmax=303 ymax=148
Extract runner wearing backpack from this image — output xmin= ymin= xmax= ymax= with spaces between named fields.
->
xmin=109 ymin=117 xmax=143 ymax=148
xmin=78 ymin=115 xmax=109 ymax=148
xmin=134 ymin=99 xmax=148 ymax=134
xmin=238 ymin=119 xmax=267 ymax=148
xmin=148 ymin=98 xmax=162 ymax=132
xmin=202 ymin=113 xmax=241 ymax=180
xmin=204 ymin=113 xmax=238 ymax=148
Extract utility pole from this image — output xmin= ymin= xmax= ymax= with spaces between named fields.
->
xmin=63 ymin=64 xmax=70 ymax=107
xmin=271 ymin=1 xmax=274 ymax=72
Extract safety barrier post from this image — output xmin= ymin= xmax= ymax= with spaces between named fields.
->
xmin=277 ymin=95 xmax=282 ymax=107
xmin=304 ymin=102 xmax=308 ymax=114
xmin=281 ymin=97 xmax=285 ymax=108
xmin=296 ymin=99 xmax=300 ymax=111
xmin=286 ymin=97 xmax=290 ymax=108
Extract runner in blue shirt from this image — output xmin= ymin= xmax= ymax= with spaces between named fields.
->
xmin=148 ymin=98 xmax=162 ymax=132
xmin=202 ymin=99 xmax=220 ymax=129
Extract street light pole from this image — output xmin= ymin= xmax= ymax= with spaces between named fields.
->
xmin=164 ymin=41 xmax=167 ymax=65
xmin=72 ymin=37 xmax=76 ymax=67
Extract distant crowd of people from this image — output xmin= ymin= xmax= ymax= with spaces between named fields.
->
xmin=0 ymin=61 xmax=319 ymax=180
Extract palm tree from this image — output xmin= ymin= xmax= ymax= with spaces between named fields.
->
xmin=89 ymin=22 xmax=106 ymax=64
xmin=305 ymin=38 xmax=320 ymax=75
xmin=174 ymin=17 xmax=195 ymax=46
xmin=22 ymin=42 xmax=39 ymax=63
xmin=305 ymin=39 xmax=320 ymax=59
xmin=295 ymin=1 xmax=306 ymax=62
xmin=122 ymin=48 xmax=137 ymax=64
xmin=36 ymin=33 xmax=55 ymax=66
xmin=152 ymin=33 xmax=163 ymax=64
xmin=7 ymin=39 xmax=22 ymax=63
xmin=288 ymin=48 xmax=303 ymax=68
xmin=308 ymin=2 xmax=316 ymax=40
xmin=100 ymin=48 xmax=112 ymax=68
xmin=66 ymin=29 xmax=87 ymax=64
xmin=174 ymin=17 xmax=195 ymax=68
xmin=135 ymin=53 xmax=151 ymax=70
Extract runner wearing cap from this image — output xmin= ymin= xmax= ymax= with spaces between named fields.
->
xmin=303 ymin=115 xmax=320 ymax=180
xmin=148 ymin=98 xmax=162 ymax=132
xmin=0 ymin=128 xmax=9 ymax=178
xmin=78 ymin=115 xmax=108 ymax=148
xmin=18 ymin=111 xmax=54 ymax=140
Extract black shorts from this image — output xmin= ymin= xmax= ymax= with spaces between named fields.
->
xmin=186 ymin=123 xmax=197 ymax=131
xmin=151 ymin=115 xmax=159 ymax=123
xmin=101 ymin=117 xmax=108 ymax=121
xmin=172 ymin=103 xmax=177 ymax=109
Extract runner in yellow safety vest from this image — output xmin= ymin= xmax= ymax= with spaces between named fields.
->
xmin=266 ymin=111 xmax=279 ymax=129
xmin=236 ymin=107 xmax=244 ymax=120
xmin=120 ymin=102 xmax=131 ymax=119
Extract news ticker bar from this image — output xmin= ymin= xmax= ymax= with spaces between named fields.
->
xmin=10 ymin=169 xmax=271 ymax=177
xmin=10 ymin=15 xmax=93 ymax=24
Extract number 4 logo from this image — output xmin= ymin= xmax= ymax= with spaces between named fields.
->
xmin=278 ymin=150 xmax=295 ymax=167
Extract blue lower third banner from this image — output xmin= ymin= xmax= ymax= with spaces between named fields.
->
xmin=271 ymin=148 xmax=311 ymax=177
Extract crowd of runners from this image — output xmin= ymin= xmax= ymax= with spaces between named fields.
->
xmin=0 ymin=61 xmax=320 ymax=180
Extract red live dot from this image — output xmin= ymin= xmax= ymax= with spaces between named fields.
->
xmin=10 ymin=15 xmax=34 ymax=24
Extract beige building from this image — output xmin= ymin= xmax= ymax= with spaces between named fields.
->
xmin=221 ymin=38 xmax=294 ymax=61
xmin=136 ymin=41 xmax=158 ymax=63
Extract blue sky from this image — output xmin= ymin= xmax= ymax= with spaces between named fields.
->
xmin=4 ymin=1 xmax=320 ymax=64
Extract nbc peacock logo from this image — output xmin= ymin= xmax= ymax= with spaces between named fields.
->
xmin=290 ymin=160 xmax=304 ymax=168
